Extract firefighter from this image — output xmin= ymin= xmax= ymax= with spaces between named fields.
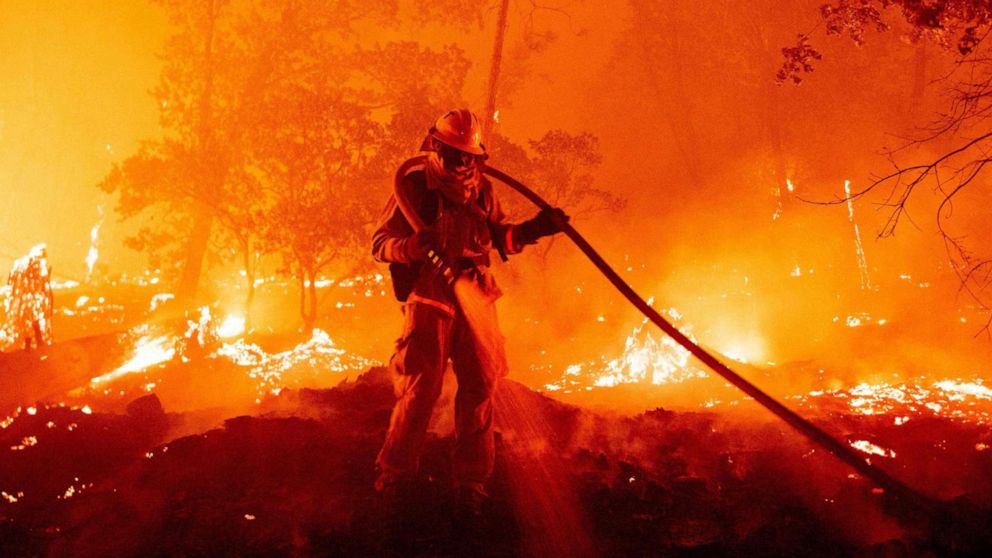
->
xmin=372 ymin=109 xmax=567 ymax=520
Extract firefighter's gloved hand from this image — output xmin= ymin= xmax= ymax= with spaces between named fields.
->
xmin=516 ymin=207 xmax=569 ymax=246
xmin=402 ymin=229 xmax=437 ymax=262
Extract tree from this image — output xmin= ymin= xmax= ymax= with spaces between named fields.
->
xmin=251 ymin=87 xmax=383 ymax=329
xmin=782 ymin=1 xmax=992 ymax=329
xmin=99 ymin=0 xmax=244 ymax=306
xmin=241 ymin=7 xmax=470 ymax=328
xmin=100 ymin=0 xmax=395 ymax=312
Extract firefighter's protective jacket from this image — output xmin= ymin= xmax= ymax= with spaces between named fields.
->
xmin=372 ymin=159 xmax=522 ymax=316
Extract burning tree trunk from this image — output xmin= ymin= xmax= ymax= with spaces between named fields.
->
xmin=483 ymin=0 xmax=510 ymax=139
xmin=2 ymin=245 xmax=54 ymax=351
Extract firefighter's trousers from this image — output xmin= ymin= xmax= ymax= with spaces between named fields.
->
xmin=376 ymin=297 xmax=506 ymax=492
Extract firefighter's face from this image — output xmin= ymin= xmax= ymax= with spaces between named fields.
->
xmin=436 ymin=141 xmax=481 ymax=174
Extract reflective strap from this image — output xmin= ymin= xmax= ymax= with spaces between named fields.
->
xmin=402 ymin=160 xmax=426 ymax=177
xmin=504 ymin=225 xmax=521 ymax=255
xmin=408 ymin=294 xmax=456 ymax=317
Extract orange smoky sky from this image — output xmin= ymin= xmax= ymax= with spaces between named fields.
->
xmin=0 ymin=0 xmax=167 ymax=276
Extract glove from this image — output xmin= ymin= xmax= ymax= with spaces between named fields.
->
xmin=401 ymin=229 xmax=437 ymax=262
xmin=515 ymin=207 xmax=569 ymax=246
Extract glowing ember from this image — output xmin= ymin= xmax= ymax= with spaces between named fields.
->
xmin=850 ymin=439 xmax=896 ymax=458
xmin=10 ymin=436 xmax=38 ymax=451
xmin=58 ymin=478 xmax=93 ymax=500
xmin=1 ymin=491 xmax=23 ymax=504
xmin=793 ymin=379 xmax=992 ymax=423
xmin=933 ymin=380 xmax=992 ymax=400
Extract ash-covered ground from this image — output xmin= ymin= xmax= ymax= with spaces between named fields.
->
xmin=2 ymin=358 xmax=991 ymax=557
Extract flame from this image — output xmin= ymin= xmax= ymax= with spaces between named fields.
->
xmin=58 ymin=478 xmax=93 ymax=500
xmin=85 ymin=206 xmax=103 ymax=281
xmin=217 ymin=314 xmax=246 ymax=338
xmin=544 ymin=308 xmax=707 ymax=393
xmin=91 ymin=334 xmax=176 ymax=384
xmin=933 ymin=380 xmax=992 ymax=400
xmin=794 ymin=379 xmax=992 ymax=423
xmin=849 ymin=439 xmax=896 ymax=458
xmin=213 ymin=328 xmax=377 ymax=401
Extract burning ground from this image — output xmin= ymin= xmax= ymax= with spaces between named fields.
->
xmin=0 ymin=250 xmax=991 ymax=556
xmin=1 ymin=279 xmax=992 ymax=557
xmin=2 ymin=365 xmax=992 ymax=557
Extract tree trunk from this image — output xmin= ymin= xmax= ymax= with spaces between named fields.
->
xmin=641 ymin=14 xmax=704 ymax=188
xmin=308 ymin=272 xmax=318 ymax=331
xmin=483 ymin=0 xmax=510 ymax=139
xmin=299 ymin=265 xmax=317 ymax=331
xmin=177 ymin=0 xmax=222 ymax=308
xmin=240 ymin=237 xmax=256 ymax=330
xmin=176 ymin=206 xmax=214 ymax=305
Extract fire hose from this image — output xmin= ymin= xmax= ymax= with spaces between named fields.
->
xmin=393 ymin=157 xmax=937 ymax=514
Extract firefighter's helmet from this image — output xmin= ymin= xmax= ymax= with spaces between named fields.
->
xmin=429 ymin=109 xmax=486 ymax=155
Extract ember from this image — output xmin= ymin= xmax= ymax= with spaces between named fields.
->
xmin=793 ymin=379 xmax=992 ymax=424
